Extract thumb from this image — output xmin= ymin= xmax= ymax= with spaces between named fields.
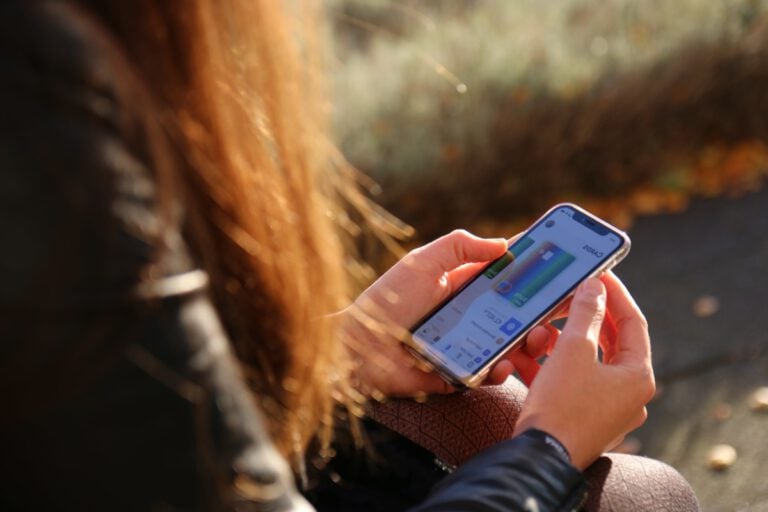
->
xmin=415 ymin=230 xmax=507 ymax=274
xmin=557 ymin=278 xmax=606 ymax=358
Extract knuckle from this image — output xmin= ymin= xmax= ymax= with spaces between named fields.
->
xmin=404 ymin=246 xmax=424 ymax=264
xmin=639 ymin=407 xmax=649 ymax=426
xmin=447 ymin=229 xmax=471 ymax=245
xmin=593 ymin=304 xmax=606 ymax=324
xmin=572 ymin=291 xmax=599 ymax=311
xmin=642 ymin=364 xmax=656 ymax=397
xmin=450 ymin=228 xmax=471 ymax=239
xmin=636 ymin=312 xmax=650 ymax=331
xmin=449 ymin=229 xmax=472 ymax=262
xmin=569 ymin=296 xmax=605 ymax=330
xmin=644 ymin=374 xmax=657 ymax=402
xmin=632 ymin=407 xmax=649 ymax=430
xmin=629 ymin=364 xmax=656 ymax=403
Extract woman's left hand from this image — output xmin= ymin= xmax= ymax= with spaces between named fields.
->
xmin=342 ymin=229 xmax=548 ymax=397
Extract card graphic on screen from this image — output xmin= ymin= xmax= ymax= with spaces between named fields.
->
xmin=494 ymin=241 xmax=575 ymax=307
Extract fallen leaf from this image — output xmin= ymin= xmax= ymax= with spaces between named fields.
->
xmin=693 ymin=295 xmax=720 ymax=317
xmin=749 ymin=387 xmax=768 ymax=413
xmin=707 ymin=444 xmax=737 ymax=471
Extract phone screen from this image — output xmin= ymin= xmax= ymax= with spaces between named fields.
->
xmin=411 ymin=205 xmax=627 ymax=382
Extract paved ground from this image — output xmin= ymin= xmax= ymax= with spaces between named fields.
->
xmin=617 ymin=185 xmax=768 ymax=511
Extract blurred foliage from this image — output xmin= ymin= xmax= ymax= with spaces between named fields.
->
xmin=328 ymin=0 xmax=768 ymax=240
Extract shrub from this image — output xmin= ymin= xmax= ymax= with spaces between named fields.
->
xmin=329 ymin=0 xmax=768 ymax=239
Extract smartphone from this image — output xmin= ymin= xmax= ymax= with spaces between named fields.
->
xmin=407 ymin=203 xmax=631 ymax=388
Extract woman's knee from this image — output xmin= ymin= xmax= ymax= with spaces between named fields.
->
xmin=583 ymin=453 xmax=700 ymax=511
xmin=368 ymin=376 xmax=528 ymax=466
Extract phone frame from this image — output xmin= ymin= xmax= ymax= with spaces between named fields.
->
xmin=405 ymin=202 xmax=632 ymax=389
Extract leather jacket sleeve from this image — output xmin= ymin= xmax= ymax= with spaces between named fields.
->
xmin=409 ymin=432 xmax=587 ymax=512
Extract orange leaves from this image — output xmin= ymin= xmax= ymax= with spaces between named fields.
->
xmin=578 ymin=187 xmax=689 ymax=231
xmin=570 ymin=141 xmax=768 ymax=232
xmin=391 ymin=140 xmax=767 ymax=256
xmin=690 ymin=141 xmax=768 ymax=197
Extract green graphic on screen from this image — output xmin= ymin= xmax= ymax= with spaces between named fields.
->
xmin=494 ymin=241 xmax=575 ymax=307
xmin=483 ymin=236 xmax=534 ymax=279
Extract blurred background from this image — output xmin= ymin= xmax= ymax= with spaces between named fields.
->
xmin=327 ymin=1 xmax=768 ymax=510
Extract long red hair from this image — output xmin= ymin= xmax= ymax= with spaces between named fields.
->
xmin=79 ymin=0 xmax=360 ymax=461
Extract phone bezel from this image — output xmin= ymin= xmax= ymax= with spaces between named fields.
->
xmin=405 ymin=202 xmax=631 ymax=388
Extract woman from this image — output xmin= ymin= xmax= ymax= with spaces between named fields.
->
xmin=0 ymin=1 xmax=698 ymax=510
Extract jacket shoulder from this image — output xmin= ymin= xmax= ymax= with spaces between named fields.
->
xmin=0 ymin=2 xmax=177 ymax=307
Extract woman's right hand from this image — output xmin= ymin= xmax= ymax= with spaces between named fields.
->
xmin=513 ymin=272 xmax=655 ymax=470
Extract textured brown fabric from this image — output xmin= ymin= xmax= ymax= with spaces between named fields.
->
xmin=369 ymin=377 xmax=527 ymax=467
xmin=583 ymin=453 xmax=700 ymax=512
xmin=369 ymin=377 xmax=700 ymax=511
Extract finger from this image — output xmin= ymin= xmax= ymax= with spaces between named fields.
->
xmin=444 ymin=233 xmax=525 ymax=292
xmin=399 ymin=350 xmax=457 ymax=395
xmin=420 ymin=374 xmax=456 ymax=395
xmin=601 ymin=272 xmax=651 ymax=366
xmin=510 ymin=351 xmax=540 ymax=386
xmin=492 ymin=326 xmax=553 ymax=375
xmin=413 ymin=230 xmax=507 ymax=275
xmin=486 ymin=359 xmax=515 ymax=385
xmin=524 ymin=326 xmax=551 ymax=360
xmin=506 ymin=233 xmax=523 ymax=245
xmin=397 ymin=372 xmax=455 ymax=396
xmin=600 ymin=271 xmax=644 ymax=323
xmin=544 ymin=324 xmax=561 ymax=355
xmin=445 ymin=261 xmax=489 ymax=293
xmin=557 ymin=278 xmax=606 ymax=358
xmin=598 ymin=308 xmax=618 ymax=363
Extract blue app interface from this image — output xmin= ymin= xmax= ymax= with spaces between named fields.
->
xmin=412 ymin=207 xmax=623 ymax=380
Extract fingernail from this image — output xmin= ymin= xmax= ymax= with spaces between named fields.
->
xmin=580 ymin=277 xmax=603 ymax=296
xmin=493 ymin=238 xmax=509 ymax=252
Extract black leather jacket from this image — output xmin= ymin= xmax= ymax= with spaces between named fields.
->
xmin=0 ymin=2 xmax=586 ymax=510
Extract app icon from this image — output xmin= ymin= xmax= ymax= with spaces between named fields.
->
xmin=499 ymin=317 xmax=522 ymax=336
xmin=482 ymin=349 xmax=491 ymax=356
xmin=474 ymin=357 xmax=482 ymax=363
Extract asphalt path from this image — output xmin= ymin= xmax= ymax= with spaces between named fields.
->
xmin=617 ymin=185 xmax=768 ymax=511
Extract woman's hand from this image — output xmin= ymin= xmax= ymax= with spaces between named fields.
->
xmin=513 ymin=272 xmax=656 ymax=470
xmin=343 ymin=229 xmax=542 ymax=398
